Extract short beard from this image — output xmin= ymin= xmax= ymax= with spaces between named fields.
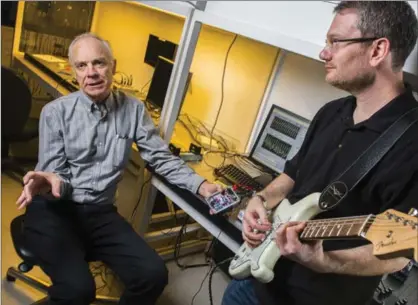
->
xmin=330 ymin=71 xmax=376 ymax=93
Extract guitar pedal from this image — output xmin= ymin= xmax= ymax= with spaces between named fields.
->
xmin=206 ymin=187 xmax=240 ymax=214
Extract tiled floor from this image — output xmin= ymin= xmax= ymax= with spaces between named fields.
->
xmin=1 ymin=174 xmax=230 ymax=305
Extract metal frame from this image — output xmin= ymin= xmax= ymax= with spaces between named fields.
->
xmin=6 ymin=267 xmax=119 ymax=305
xmin=136 ymin=5 xmax=205 ymax=237
xmin=159 ymin=10 xmax=202 ymax=141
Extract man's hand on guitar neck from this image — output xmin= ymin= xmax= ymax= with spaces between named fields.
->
xmin=274 ymin=221 xmax=327 ymax=273
xmin=274 ymin=221 xmax=410 ymax=276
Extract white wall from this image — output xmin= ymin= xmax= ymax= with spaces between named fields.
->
xmin=268 ymin=52 xmax=348 ymax=120
xmin=203 ymin=1 xmax=418 ymax=76
xmin=248 ymin=51 xmax=348 ymax=150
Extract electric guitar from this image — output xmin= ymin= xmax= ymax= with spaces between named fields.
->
xmin=228 ymin=192 xmax=418 ymax=283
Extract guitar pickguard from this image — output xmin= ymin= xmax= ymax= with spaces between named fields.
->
xmin=229 ymin=192 xmax=322 ymax=283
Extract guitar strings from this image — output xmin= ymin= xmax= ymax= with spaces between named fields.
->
xmin=300 ymin=216 xmax=417 ymax=227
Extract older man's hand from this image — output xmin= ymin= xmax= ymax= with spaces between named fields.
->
xmin=198 ymin=181 xmax=223 ymax=198
xmin=16 ymin=171 xmax=62 ymax=209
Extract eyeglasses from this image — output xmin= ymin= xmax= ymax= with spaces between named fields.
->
xmin=324 ymin=37 xmax=382 ymax=51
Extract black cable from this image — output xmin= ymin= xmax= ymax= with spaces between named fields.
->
xmin=189 ymin=256 xmax=233 ymax=305
xmin=187 ymin=228 xmax=224 ymax=305
xmin=139 ymin=77 xmax=153 ymax=97
xmin=208 ymin=257 xmax=234 ymax=305
xmin=130 ymin=176 xmax=152 ymax=223
xmin=204 ymin=236 xmax=218 ymax=261
xmin=175 ymin=215 xmax=210 ymax=270
xmin=190 ymin=265 xmax=212 ymax=305
xmin=178 ymin=118 xmax=203 ymax=146
xmin=209 ymin=34 xmax=238 ymax=151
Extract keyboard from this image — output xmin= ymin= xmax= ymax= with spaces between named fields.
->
xmin=214 ymin=164 xmax=264 ymax=192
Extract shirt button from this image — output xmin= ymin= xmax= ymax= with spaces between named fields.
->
xmin=98 ymin=142 xmax=102 ymax=146
xmin=338 ymin=144 xmax=343 ymax=148
xmin=96 ymin=162 xmax=100 ymax=165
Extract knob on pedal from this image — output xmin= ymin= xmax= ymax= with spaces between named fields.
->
xmin=408 ymin=208 xmax=418 ymax=217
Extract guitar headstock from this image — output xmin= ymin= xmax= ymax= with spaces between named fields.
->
xmin=364 ymin=209 xmax=418 ymax=261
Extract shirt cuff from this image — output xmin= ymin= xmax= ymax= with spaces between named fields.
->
xmin=190 ymin=174 xmax=207 ymax=195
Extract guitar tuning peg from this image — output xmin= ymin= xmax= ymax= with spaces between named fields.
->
xmin=408 ymin=208 xmax=418 ymax=217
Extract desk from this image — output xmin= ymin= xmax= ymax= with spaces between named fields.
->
xmin=13 ymin=53 xmax=244 ymax=255
xmin=13 ymin=53 xmax=71 ymax=99
xmin=152 ymin=174 xmax=242 ymax=253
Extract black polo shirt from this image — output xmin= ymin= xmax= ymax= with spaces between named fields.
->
xmin=255 ymin=86 xmax=418 ymax=305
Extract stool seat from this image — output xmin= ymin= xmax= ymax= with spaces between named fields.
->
xmin=7 ymin=214 xmax=120 ymax=304
xmin=10 ymin=215 xmax=38 ymax=267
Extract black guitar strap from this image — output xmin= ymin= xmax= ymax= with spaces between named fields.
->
xmin=319 ymin=106 xmax=418 ymax=210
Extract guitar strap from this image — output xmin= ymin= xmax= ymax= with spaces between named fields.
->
xmin=318 ymin=106 xmax=418 ymax=210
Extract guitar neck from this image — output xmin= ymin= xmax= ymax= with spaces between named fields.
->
xmin=300 ymin=215 xmax=374 ymax=241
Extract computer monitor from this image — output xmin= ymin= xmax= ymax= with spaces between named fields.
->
xmin=144 ymin=34 xmax=178 ymax=67
xmin=146 ymin=56 xmax=192 ymax=112
xmin=146 ymin=56 xmax=174 ymax=109
xmin=249 ymin=105 xmax=311 ymax=174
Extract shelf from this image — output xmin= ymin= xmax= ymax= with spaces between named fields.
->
xmin=196 ymin=1 xmax=417 ymax=76
xmin=126 ymin=1 xmax=195 ymax=19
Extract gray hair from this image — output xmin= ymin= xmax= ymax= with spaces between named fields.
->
xmin=68 ymin=32 xmax=114 ymax=65
xmin=334 ymin=1 xmax=418 ymax=71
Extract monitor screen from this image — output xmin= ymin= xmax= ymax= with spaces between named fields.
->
xmin=249 ymin=105 xmax=310 ymax=174
xmin=146 ymin=56 xmax=192 ymax=112
xmin=146 ymin=56 xmax=174 ymax=109
xmin=144 ymin=34 xmax=177 ymax=67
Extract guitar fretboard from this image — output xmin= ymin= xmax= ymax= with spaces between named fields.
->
xmin=300 ymin=215 xmax=372 ymax=240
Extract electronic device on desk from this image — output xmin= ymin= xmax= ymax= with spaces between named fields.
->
xmin=370 ymin=260 xmax=418 ymax=305
xmin=214 ymin=164 xmax=264 ymax=195
xmin=250 ymin=105 xmax=310 ymax=174
xmin=113 ymin=73 xmax=139 ymax=95
xmin=144 ymin=34 xmax=178 ymax=68
xmin=145 ymin=56 xmax=192 ymax=114
xmin=214 ymin=105 xmax=310 ymax=195
xmin=205 ymin=187 xmax=240 ymax=214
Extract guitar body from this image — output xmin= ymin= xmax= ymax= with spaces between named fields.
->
xmin=228 ymin=192 xmax=322 ymax=283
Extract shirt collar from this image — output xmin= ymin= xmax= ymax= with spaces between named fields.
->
xmin=79 ymin=90 xmax=114 ymax=113
xmin=338 ymin=83 xmax=417 ymax=133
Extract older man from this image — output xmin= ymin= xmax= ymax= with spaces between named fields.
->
xmin=16 ymin=33 xmax=220 ymax=305
xmin=222 ymin=2 xmax=418 ymax=305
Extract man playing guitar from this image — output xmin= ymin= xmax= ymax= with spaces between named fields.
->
xmin=222 ymin=2 xmax=418 ymax=305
